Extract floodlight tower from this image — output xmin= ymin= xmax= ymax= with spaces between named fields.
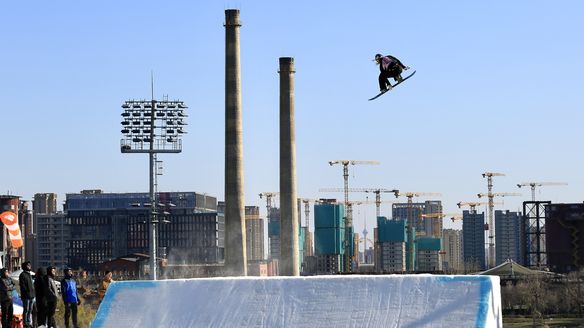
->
xmin=120 ymin=88 xmax=188 ymax=280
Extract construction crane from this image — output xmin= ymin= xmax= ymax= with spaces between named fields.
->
xmin=478 ymin=188 xmax=521 ymax=268
xmin=343 ymin=199 xmax=395 ymax=218
xmin=364 ymin=188 xmax=399 ymax=217
xmin=456 ymin=201 xmax=501 ymax=214
xmin=299 ymin=198 xmax=320 ymax=258
xmin=481 ymin=172 xmax=506 ymax=269
xmin=328 ymin=160 xmax=380 ymax=272
xmin=259 ymin=192 xmax=279 ymax=259
xmin=477 ymin=193 xmax=522 ymax=202
xmin=449 ymin=215 xmax=463 ymax=222
xmin=299 ymin=198 xmax=321 ymax=230
xmin=419 ymin=212 xmax=459 ymax=238
xmin=517 ymin=181 xmax=568 ymax=201
xmin=259 ymin=192 xmax=279 ymax=220
xmin=319 ymin=187 xmax=399 ymax=217
xmin=420 ymin=212 xmax=458 ymax=237
xmin=396 ymin=191 xmax=442 ymax=272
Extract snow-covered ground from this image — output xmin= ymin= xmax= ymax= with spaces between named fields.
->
xmin=92 ymin=275 xmax=502 ymax=328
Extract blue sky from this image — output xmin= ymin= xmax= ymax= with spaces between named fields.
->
xmin=2 ymin=1 xmax=583 ymax=236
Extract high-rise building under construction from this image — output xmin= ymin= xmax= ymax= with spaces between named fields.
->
xmin=495 ymin=210 xmax=522 ymax=265
xmin=314 ymin=202 xmax=347 ymax=273
xmin=463 ymin=210 xmax=486 ymax=271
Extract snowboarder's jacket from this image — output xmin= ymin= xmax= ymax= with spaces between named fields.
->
xmin=61 ymin=277 xmax=80 ymax=304
xmin=379 ymin=55 xmax=406 ymax=72
xmin=19 ymin=268 xmax=35 ymax=299
xmin=0 ymin=269 xmax=15 ymax=302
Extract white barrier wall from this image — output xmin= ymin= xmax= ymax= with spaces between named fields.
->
xmin=92 ymin=275 xmax=502 ymax=328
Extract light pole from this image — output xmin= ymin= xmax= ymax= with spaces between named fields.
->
xmin=120 ymin=97 xmax=187 ymax=280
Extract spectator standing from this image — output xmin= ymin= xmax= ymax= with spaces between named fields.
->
xmin=34 ymin=267 xmax=47 ymax=327
xmin=19 ymin=261 xmax=35 ymax=328
xmin=45 ymin=266 xmax=59 ymax=328
xmin=0 ymin=268 xmax=15 ymax=328
xmin=77 ymin=271 xmax=91 ymax=298
xmin=61 ymin=268 xmax=81 ymax=328
xmin=97 ymin=271 xmax=113 ymax=301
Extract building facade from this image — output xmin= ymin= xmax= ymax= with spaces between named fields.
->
xmin=66 ymin=191 xmax=223 ymax=273
xmin=392 ymin=200 xmax=443 ymax=237
xmin=314 ymin=202 xmax=347 ymax=273
xmin=462 ymin=210 xmax=486 ymax=271
xmin=36 ymin=212 xmax=69 ymax=269
xmin=416 ymin=237 xmax=442 ymax=272
xmin=33 ymin=193 xmax=58 ymax=214
xmin=495 ymin=210 xmax=522 ymax=265
xmin=546 ymin=203 xmax=584 ymax=273
xmin=268 ymin=207 xmax=281 ymax=260
xmin=442 ymin=229 xmax=463 ymax=273
xmin=392 ymin=203 xmax=424 ymax=235
xmin=245 ymin=206 xmax=264 ymax=261
xmin=375 ymin=217 xmax=407 ymax=272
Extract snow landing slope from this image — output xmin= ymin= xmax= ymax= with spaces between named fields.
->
xmin=92 ymin=275 xmax=502 ymax=328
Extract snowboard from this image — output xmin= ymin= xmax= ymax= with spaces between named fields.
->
xmin=368 ymin=70 xmax=416 ymax=101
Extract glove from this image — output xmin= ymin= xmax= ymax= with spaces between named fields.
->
xmin=404 ymin=66 xmax=410 ymax=70
xmin=78 ymin=300 xmax=82 ymax=305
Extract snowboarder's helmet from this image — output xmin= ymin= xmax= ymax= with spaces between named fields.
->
xmin=375 ymin=54 xmax=382 ymax=62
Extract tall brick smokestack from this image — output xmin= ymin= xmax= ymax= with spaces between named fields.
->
xmin=224 ymin=9 xmax=247 ymax=276
xmin=279 ymin=57 xmax=300 ymax=276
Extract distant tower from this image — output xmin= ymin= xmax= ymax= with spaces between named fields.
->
xmin=362 ymin=217 xmax=369 ymax=260
xmin=224 ymin=9 xmax=247 ymax=276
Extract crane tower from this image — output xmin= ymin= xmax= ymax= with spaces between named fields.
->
xmin=328 ymin=160 xmax=379 ymax=272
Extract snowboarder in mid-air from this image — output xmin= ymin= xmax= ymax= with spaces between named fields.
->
xmin=375 ymin=53 xmax=410 ymax=92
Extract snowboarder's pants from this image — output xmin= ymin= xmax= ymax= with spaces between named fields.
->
xmin=1 ymin=300 xmax=13 ymax=328
xmin=64 ymin=302 xmax=79 ymax=328
xmin=379 ymin=67 xmax=403 ymax=90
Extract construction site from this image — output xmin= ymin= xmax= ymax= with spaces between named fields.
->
xmin=96 ymin=9 xmax=507 ymax=327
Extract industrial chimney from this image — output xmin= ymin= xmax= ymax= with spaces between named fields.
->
xmin=224 ymin=9 xmax=247 ymax=276
xmin=279 ymin=57 xmax=300 ymax=276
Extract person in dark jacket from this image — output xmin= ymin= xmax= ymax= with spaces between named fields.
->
xmin=34 ymin=267 xmax=47 ymax=327
xmin=45 ymin=266 xmax=59 ymax=328
xmin=374 ymin=53 xmax=410 ymax=92
xmin=61 ymin=268 xmax=81 ymax=328
xmin=19 ymin=261 xmax=35 ymax=328
xmin=0 ymin=268 xmax=15 ymax=328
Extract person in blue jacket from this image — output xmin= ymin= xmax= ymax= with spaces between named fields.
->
xmin=60 ymin=268 xmax=81 ymax=328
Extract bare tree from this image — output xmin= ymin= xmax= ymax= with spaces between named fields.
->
xmin=518 ymin=274 xmax=546 ymax=326
xmin=463 ymin=259 xmax=481 ymax=274
xmin=564 ymin=269 xmax=584 ymax=316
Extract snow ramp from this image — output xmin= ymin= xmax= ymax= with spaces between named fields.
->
xmin=92 ymin=275 xmax=502 ymax=328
